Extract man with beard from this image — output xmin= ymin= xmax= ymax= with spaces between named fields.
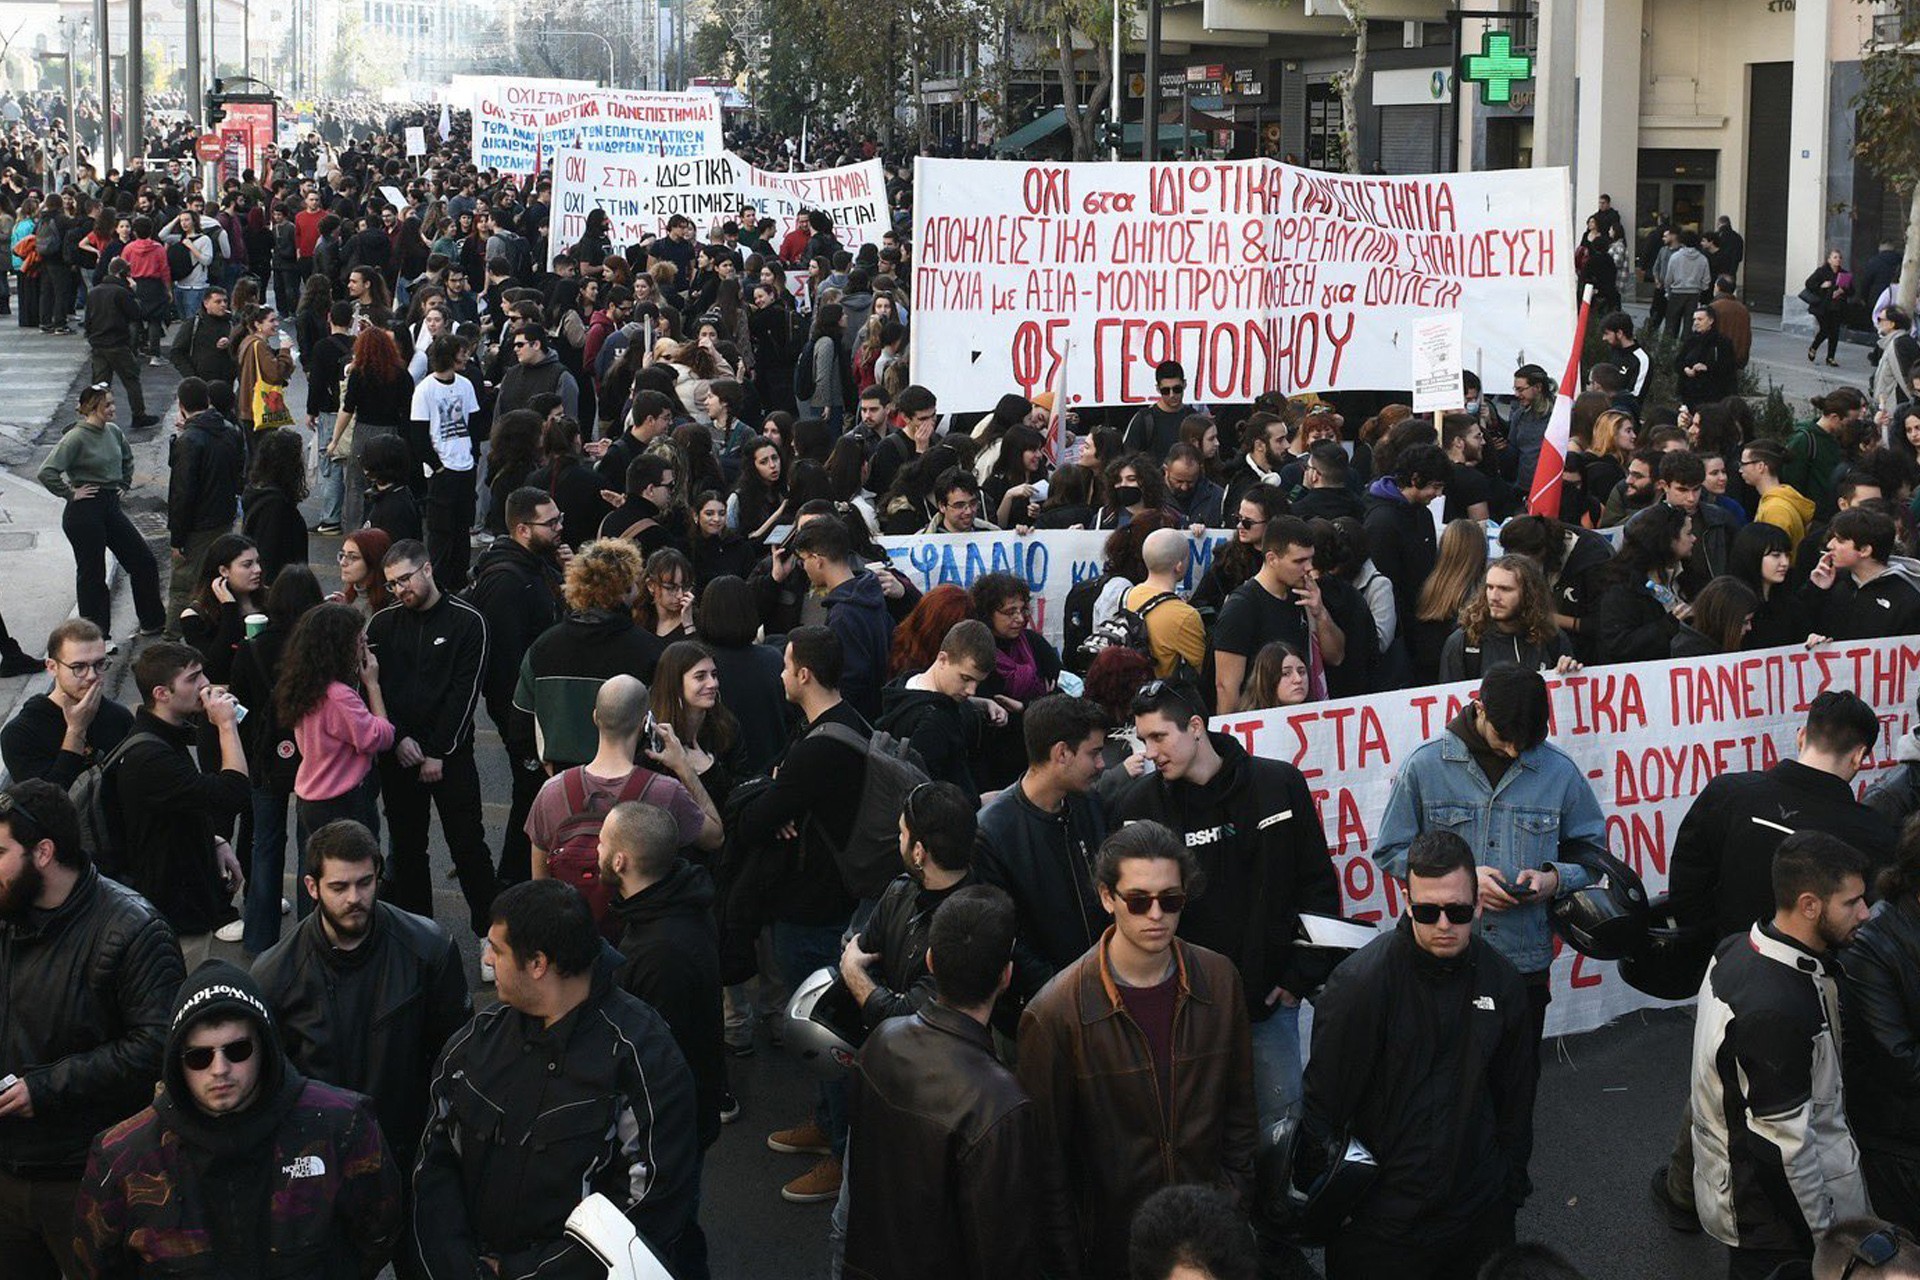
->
xmin=1690 ymin=833 xmax=1874 ymax=1278
xmin=252 ymin=820 xmax=470 ymax=1279
xmin=73 ymin=959 xmax=402 ymax=1278
xmin=0 ymin=780 xmax=184 ymax=1279
xmin=1441 ymin=412 xmax=1500 ymax=523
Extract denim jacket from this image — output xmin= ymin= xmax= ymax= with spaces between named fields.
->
xmin=1373 ymin=730 xmax=1604 ymax=974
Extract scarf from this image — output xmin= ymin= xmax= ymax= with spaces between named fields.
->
xmin=996 ymin=630 xmax=1047 ymax=702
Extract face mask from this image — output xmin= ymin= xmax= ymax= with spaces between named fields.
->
xmin=1464 ymin=397 xmax=1482 ymax=416
xmin=1112 ymin=485 xmax=1142 ymax=508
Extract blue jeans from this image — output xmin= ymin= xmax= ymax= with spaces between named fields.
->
xmin=242 ymin=787 xmax=298 ymax=954
xmin=316 ymin=449 xmax=345 ymax=526
xmin=773 ymin=918 xmax=852 ymax=1157
xmin=1250 ymin=1002 xmax=1304 ymax=1136
xmin=172 ymin=285 xmax=206 ymax=323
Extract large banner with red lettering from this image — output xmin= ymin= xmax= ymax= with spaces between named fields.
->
xmin=473 ymin=88 xmax=723 ymax=175
xmin=1219 ymin=639 xmax=1920 ymax=1037
xmin=909 ymin=157 xmax=1574 ymax=412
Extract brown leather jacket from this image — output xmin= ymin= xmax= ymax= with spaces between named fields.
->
xmin=1016 ymin=930 xmax=1256 ymax=1280
xmin=845 ymin=1001 xmax=1076 ymax=1280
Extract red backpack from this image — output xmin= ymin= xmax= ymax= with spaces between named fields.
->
xmin=545 ymin=766 xmax=667 ymax=940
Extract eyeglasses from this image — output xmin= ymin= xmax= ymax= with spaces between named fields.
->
xmin=1234 ymin=517 xmax=1267 ymax=529
xmin=55 ymin=657 xmax=107 ymax=676
xmin=1409 ymin=902 xmax=1476 ymax=925
xmin=1158 ymin=382 xmax=1185 ymax=394
xmin=180 ymin=1037 xmax=256 ymax=1072
xmin=1843 ymin=1229 xmax=1903 ymax=1280
xmin=994 ymin=602 xmax=1030 ymax=620
xmin=656 ymin=580 xmax=694 ymax=597
xmin=1115 ymin=889 xmax=1188 ymax=915
xmin=525 ymin=515 xmax=565 ymax=530
xmin=336 ymin=550 xmax=363 ymax=564
xmin=384 ymin=566 xmax=424 ymax=591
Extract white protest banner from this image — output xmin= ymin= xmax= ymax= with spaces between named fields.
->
xmin=1216 ymin=638 xmax=1920 ymax=1037
xmin=876 ymin=527 xmax=1231 ymax=648
xmin=474 ymin=89 xmax=723 ymax=176
xmin=379 ymin=185 xmax=407 ymax=210
xmin=404 ymin=126 xmax=426 ymax=157
xmin=736 ymin=156 xmax=891 ymax=253
xmin=547 ymin=148 xmax=737 ymax=267
xmin=444 ymin=74 xmax=596 ymax=114
xmin=909 ymin=157 xmax=1574 ymax=412
xmin=1409 ymin=311 xmax=1463 ymax=414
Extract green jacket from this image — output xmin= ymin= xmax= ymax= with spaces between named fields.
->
xmin=1781 ymin=419 xmax=1844 ymax=520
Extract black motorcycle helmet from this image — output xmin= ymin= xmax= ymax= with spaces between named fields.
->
xmin=1618 ymin=892 xmax=1717 ymax=1001
xmin=1252 ymin=1111 xmax=1380 ymax=1247
xmin=1547 ymin=846 xmax=1651 ymax=961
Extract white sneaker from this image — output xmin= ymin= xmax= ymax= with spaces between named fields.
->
xmin=214 ymin=919 xmax=246 ymax=943
xmin=480 ymin=956 xmax=496 ymax=984
xmin=280 ymin=897 xmax=292 ymax=915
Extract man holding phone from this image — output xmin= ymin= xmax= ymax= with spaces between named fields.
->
xmin=1373 ymin=666 xmax=1605 ymax=1076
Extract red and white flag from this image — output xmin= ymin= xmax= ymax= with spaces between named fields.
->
xmin=1526 ymin=286 xmax=1596 ymax=517
xmin=1043 ymin=349 xmax=1071 ymax=465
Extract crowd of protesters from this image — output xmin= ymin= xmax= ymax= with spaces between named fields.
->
xmin=1 ymin=99 xmax=1920 ymax=1280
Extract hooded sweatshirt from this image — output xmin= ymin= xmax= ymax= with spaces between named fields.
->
xmin=877 ymin=674 xmax=978 ymax=802
xmin=75 ymin=961 xmax=401 ymax=1280
xmin=823 ymin=571 xmax=895 ymax=721
xmin=1363 ymin=474 xmax=1439 ymax=628
xmin=610 ymin=859 xmax=726 ymax=1151
xmin=1755 ymin=483 xmax=1817 ymax=554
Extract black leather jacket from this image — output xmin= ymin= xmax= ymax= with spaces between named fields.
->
xmin=1841 ymin=895 xmax=1920 ymax=1158
xmin=846 ymin=1002 xmax=1074 ymax=1280
xmin=251 ymin=901 xmax=471 ymax=1162
xmin=0 ymin=867 xmax=185 ymax=1177
xmin=854 ymin=871 xmax=973 ymax=1029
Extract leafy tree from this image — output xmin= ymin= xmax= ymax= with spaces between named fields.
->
xmin=1852 ymin=0 xmax=1920 ymax=311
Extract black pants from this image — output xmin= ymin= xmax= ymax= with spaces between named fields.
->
xmin=425 ymin=467 xmax=476 ymax=591
xmin=272 ymin=267 xmax=303 ymax=317
xmin=1664 ymin=290 xmax=1700 ymax=339
xmin=0 ymin=1169 xmax=82 ymax=1280
xmin=63 ymin=490 xmax=166 ymax=635
xmin=1812 ymin=312 xmax=1844 ymax=361
xmin=38 ymin=262 xmax=71 ymax=330
xmin=16 ymin=270 xmax=40 ymax=328
xmin=490 ymin=699 xmax=544 ymax=885
xmin=89 ymin=344 xmax=148 ymax=420
xmin=1325 ymin=1206 xmax=1514 ymax=1280
xmin=379 ymin=748 xmax=495 ymax=935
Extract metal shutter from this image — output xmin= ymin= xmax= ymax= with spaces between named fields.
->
xmin=1378 ymin=105 xmax=1436 ymax=174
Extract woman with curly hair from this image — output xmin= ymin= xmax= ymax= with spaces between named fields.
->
xmin=888 ymin=584 xmax=975 ymax=677
xmin=1438 ymin=553 xmax=1574 ymax=681
xmin=729 ymin=434 xmax=788 ymax=540
xmin=971 ymin=571 xmax=1062 ymax=790
xmin=242 ymin=428 xmax=311 ymax=585
xmin=484 ymin=409 xmax=545 ymax=536
xmin=277 ymin=602 xmax=392 ymax=855
xmin=649 ymin=639 xmax=744 ymax=806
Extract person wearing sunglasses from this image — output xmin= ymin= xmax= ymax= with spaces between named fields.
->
xmin=0 ymin=779 xmax=184 ymax=1280
xmin=1813 ymin=1220 xmax=1920 ymax=1279
xmin=1300 ymin=830 xmax=1536 ymax=1280
xmin=1122 ymin=359 xmax=1194 ymax=460
xmin=1015 ymin=819 xmax=1254 ymax=1280
xmin=1690 ymin=833 xmax=1874 ymax=1279
xmin=1114 ymin=678 xmax=1337 ymax=1138
xmin=73 ymin=959 xmax=402 ymax=1279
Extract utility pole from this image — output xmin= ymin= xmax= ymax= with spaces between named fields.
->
xmin=94 ymin=0 xmax=112 ymax=168
xmin=186 ymin=0 xmax=202 ymax=125
xmin=1141 ymin=0 xmax=1159 ymax=160
xmin=125 ymin=0 xmax=143 ymax=162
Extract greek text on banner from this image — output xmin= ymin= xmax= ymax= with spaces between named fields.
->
xmin=907 ymin=156 xmax=1575 ymax=412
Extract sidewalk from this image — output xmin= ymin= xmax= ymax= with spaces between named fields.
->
xmin=1622 ymin=301 xmax=1872 ymax=412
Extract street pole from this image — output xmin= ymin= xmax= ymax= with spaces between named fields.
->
xmin=1140 ymin=0 xmax=1159 ymax=160
xmin=1108 ymin=0 xmax=1120 ymax=160
xmin=125 ymin=0 xmax=143 ymax=163
xmin=186 ymin=0 xmax=202 ymax=126
xmin=94 ymin=0 xmax=112 ymax=168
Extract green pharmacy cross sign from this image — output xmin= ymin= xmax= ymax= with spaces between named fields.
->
xmin=1460 ymin=31 xmax=1534 ymax=105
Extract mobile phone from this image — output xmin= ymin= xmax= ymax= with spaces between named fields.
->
xmin=1501 ymin=876 xmax=1536 ymax=900
xmin=0 ymin=1073 xmax=20 ymax=1093
xmin=642 ymin=711 xmax=664 ymax=754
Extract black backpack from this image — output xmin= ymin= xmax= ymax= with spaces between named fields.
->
xmin=1077 ymin=588 xmax=1180 ymax=669
xmin=69 ymin=731 xmax=167 ymax=877
xmin=804 ymin=721 xmax=929 ymax=899
xmin=165 ymin=238 xmax=193 ymax=282
xmin=792 ymin=336 xmax=822 ymax=403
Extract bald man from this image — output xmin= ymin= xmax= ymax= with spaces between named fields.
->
xmin=1122 ymin=529 xmax=1207 ymax=679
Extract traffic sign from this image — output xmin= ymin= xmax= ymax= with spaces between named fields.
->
xmin=195 ymin=133 xmax=223 ymax=162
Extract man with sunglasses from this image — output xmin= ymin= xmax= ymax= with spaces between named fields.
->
xmin=1016 ymin=820 xmax=1256 ymax=1280
xmin=74 ymin=959 xmax=402 ymax=1279
xmin=0 ymin=780 xmax=184 ymax=1280
xmin=1 ymin=618 xmax=134 ymax=787
xmin=1302 ymin=830 xmax=1535 ymax=1280
xmin=1813 ymin=1220 xmax=1920 ymax=1279
xmin=1116 ymin=678 xmax=1338 ymax=1135
xmin=467 ymin=488 xmax=569 ymax=885
xmin=1123 ymin=360 xmax=1195 ymax=460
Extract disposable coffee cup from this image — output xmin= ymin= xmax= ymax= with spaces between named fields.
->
xmin=244 ymin=613 xmax=269 ymax=638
